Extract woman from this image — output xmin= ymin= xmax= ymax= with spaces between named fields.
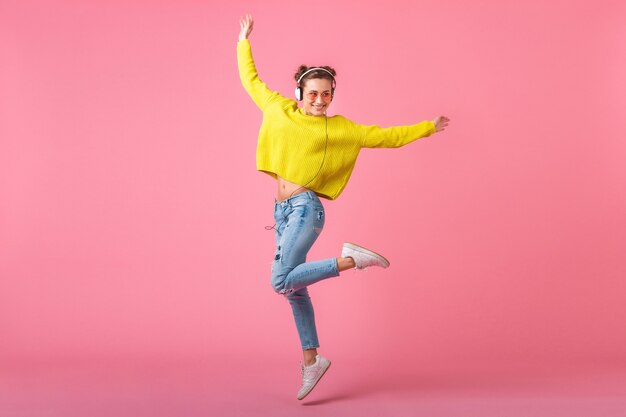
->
xmin=237 ymin=14 xmax=449 ymax=400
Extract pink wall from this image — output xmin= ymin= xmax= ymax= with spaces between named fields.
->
xmin=1 ymin=0 xmax=625 ymax=368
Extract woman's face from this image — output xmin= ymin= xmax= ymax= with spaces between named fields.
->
xmin=301 ymin=78 xmax=333 ymax=117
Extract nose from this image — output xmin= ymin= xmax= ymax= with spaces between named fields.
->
xmin=315 ymin=95 xmax=325 ymax=104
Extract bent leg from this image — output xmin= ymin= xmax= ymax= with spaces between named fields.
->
xmin=271 ymin=202 xmax=339 ymax=295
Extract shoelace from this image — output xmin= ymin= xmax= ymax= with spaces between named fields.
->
xmin=301 ymin=364 xmax=319 ymax=384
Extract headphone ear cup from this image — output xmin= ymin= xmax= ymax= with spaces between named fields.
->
xmin=294 ymin=87 xmax=302 ymax=101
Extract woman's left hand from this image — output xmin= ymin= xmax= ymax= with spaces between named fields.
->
xmin=433 ymin=116 xmax=450 ymax=132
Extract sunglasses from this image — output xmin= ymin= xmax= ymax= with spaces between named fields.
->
xmin=305 ymin=91 xmax=333 ymax=102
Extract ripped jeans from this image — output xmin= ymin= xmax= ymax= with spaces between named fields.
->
xmin=271 ymin=191 xmax=340 ymax=350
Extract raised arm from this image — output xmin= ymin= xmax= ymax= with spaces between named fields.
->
xmin=237 ymin=14 xmax=278 ymax=111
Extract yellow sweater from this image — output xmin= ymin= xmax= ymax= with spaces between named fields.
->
xmin=237 ymin=39 xmax=436 ymax=200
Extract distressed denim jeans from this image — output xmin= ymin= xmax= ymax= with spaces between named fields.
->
xmin=271 ymin=191 xmax=340 ymax=350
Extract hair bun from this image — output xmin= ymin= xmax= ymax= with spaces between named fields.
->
xmin=294 ymin=65 xmax=309 ymax=82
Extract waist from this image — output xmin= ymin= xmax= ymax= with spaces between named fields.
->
xmin=276 ymin=175 xmax=314 ymax=202
xmin=275 ymin=190 xmax=319 ymax=206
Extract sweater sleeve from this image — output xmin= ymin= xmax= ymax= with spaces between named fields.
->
xmin=237 ymin=39 xmax=279 ymax=111
xmin=359 ymin=120 xmax=437 ymax=148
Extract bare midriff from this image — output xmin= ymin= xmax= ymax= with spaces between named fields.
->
xmin=277 ymin=176 xmax=312 ymax=202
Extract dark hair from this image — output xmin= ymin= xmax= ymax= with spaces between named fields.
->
xmin=294 ymin=65 xmax=337 ymax=88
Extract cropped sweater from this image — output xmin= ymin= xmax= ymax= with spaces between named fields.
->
xmin=237 ymin=39 xmax=436 ymax=200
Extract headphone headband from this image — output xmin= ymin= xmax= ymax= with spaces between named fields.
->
xmin=296 ymin=67 xmax=336 ymax=86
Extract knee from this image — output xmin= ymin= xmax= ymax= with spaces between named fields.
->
xmin=270 ymin=270 xmax=290 ymax=295
xmin=270 ymin=256 xmax=297 ymax=295
xmin=285 ymin=288 xmax=310 ymax=305
xmin=273 ymin=284 xmax=294 ymax=296
xmin=270 ymin=277 xmax=286 ymax=294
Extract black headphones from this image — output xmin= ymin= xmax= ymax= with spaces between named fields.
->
xmin=294 ymin=67 xmax=336 ymax=101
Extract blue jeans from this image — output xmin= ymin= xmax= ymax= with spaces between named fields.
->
xmin=271 ymin=191 xmax=340 ymax=350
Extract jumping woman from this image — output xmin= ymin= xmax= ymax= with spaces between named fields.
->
xmin=237 ymin=14 xmax=450 ymax=400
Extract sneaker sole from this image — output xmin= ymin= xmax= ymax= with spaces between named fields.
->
xmin=297 ymin=361 xmax=332 ymax=401
xmin=344 ymin=242 xmax=391 ymax=268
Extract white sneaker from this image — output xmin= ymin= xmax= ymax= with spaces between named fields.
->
xmin=342 ymin=242 xmax=390 ymax=270
xmin=297 ymin=355 xmax=331 ymax=400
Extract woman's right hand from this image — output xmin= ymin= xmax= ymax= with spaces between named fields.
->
xmin=239 ymin=14 xmax=254 ymax=41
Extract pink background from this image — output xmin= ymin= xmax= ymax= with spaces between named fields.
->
xmin=1 ymin=0 xmax=625 ymax=415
